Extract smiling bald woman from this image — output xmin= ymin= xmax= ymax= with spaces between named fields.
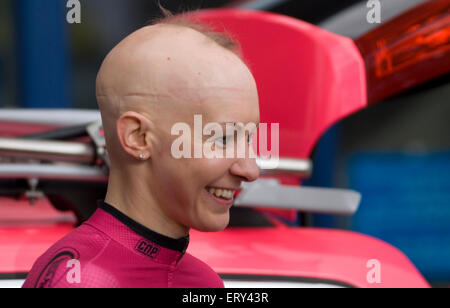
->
xmin=23 ymin=10 xmax=260 ymax=288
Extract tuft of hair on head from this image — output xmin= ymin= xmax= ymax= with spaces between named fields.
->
xmin=148 ymin=2 xmax=243 ymax=58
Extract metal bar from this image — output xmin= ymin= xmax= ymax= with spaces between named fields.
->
xmin=235 ymin=179 xmax=361 ymax=215
xmin=257 ymin=158 xmax=313 ymax=178
xmin=0 ymin=109 xmax=101 ymax=126
xmin=20 ymin=124 xmax=89 ymax=140
xmin=0 ymin=138 xmax=95 ymax=163
xmin=0 ymin=163 xmax=108 ymax=182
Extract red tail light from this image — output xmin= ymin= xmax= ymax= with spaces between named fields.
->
xmin=355 ymin=0 xmax=450 ymax=104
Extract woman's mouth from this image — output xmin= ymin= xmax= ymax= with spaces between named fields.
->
xmin=205 ymin=187 xmax=236 ymax=200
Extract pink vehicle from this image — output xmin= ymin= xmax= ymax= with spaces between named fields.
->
xmin=1 ymin=1 xmax=448 ymax=288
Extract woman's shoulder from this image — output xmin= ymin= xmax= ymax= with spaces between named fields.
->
xmin=22 ymin=223 xmax=115 ymax=288
xmin=172 ymin=252 xmax=224 ymax=288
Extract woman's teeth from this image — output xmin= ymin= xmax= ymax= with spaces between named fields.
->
xmin=207 ymin=187 xmax=234 ymax=200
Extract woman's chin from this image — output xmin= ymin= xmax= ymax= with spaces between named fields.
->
xmin=194 ymin=212 xmax=230 ymax=233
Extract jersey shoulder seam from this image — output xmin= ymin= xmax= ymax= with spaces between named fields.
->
xmin=81 ymin=222 xmax=114 ymax=265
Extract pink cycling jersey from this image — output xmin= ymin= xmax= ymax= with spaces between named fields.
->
xmin=22 ymin=201 xmax=224 ymax=288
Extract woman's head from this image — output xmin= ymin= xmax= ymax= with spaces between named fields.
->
xmin=96 ymin=16 xmax=260 ymax=238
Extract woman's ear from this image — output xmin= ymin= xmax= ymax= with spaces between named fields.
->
xmin=116 ymin=111 xmax=153 ymax=160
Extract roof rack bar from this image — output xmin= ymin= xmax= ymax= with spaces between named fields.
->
xmin=0 ymin=163 xmax=108 ymax=182
xmin=0 ymin=137 xmax=95 ymax=163
xmin=257 ymin=158 xmax=313 ymax=178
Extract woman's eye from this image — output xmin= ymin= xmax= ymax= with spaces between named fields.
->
xmin=215 ymin=136 xmax=231 ymax=147
xmin=215 ymin=134 xmax=253 ymax=147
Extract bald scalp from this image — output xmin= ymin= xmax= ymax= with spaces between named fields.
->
xmin=97 ymin=23 xmax=246 ymax=113
xmin=96 ymin=15 xmax=243 ymax=114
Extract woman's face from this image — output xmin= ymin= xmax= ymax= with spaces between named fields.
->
xmin=148 ymin=60 xmax=260 ymax=233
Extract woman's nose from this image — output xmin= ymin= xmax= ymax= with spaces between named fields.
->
xmin=229 ymin=156 xmax=260 ymax=182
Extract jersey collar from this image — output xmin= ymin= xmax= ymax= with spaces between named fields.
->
xmin=92 ymin=201 xmax=189 ymax=265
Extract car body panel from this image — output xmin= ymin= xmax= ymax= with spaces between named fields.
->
xmin=189 ymin=225 xmax=430 ymax=288
xmin=0 ymin=198 xmax=75 ymax=274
